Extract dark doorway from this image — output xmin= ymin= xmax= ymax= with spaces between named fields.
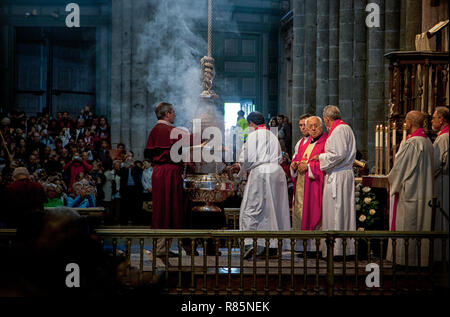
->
xmin=15 ymin=27 xmax=96 ymax=117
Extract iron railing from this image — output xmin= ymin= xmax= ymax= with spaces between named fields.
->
xmin=1 ymin=228 xmax=447 ymax=296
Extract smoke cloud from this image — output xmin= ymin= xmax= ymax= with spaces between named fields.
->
xmin=138 ymin=0 xmax=208 ymax=128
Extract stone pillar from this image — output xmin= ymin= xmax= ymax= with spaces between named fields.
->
xmin=404 ymin=0 xmax=422 ymax=50
xmin=291 ymin=0 xmax=305 ymax=149
xmin=328 ymin=0 xmax=339 ymax=108
xmin=316 ymin=0 xmax=329 ymax=114
xmin=120 ymin=0 xmax=132 ymax=149
xmin=304 ymin=0 xmax=316 ymax=116
xmin=110 ymin=0 xmax=123 ymax=148
xmin=130 ymin=0 xmax=149 ymax=159
xmin=400 ymin=0 xmax=421 ymax=50
xmin=338 ymin=0 xmax=354 ymax=125
xmin=353 ymin=0 xmax=367 ymax=156
xmin=262 ymin=32 xmax=269 ymax=117
xmin=367 ymin=0 xmax=386 ymax=169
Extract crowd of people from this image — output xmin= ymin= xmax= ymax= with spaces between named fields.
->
xmin=0 ymin=106 xmax=154 ymax=227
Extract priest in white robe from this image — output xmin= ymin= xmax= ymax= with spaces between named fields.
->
xmin=431 ymin=106 xmax=449 ymax=261
xmin=232 ymin=111 xmax=291 ymax=258
xmin=311 ymin=105 xmax=356 ymax=257
xmin=387 ymin=111 xmax=434 ymax=266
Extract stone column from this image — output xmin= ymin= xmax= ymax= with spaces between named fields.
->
xmin=304 ymin=0 xmax=316 ymax=116
xmin=120 ymin=0 xmax=132 ymax=149
xmin=130 ymin=0 xmax=149 ymax=160
xmin=404 ymin=0 xmax=422 ymax=50
xmin=367 ymin=0 xmax=386 ymax=169
xmin=338 ymin=0 xmax=354 ymax=125
xmin=291 ymin=0 xmax=305 ymax=149
xmin=353 ymin=0 xmax=367 ymax=156
xmin=110 ymin=0 xmax=123 ymax=147
xmin=316 ymin=0 xmax=329 ymax=114
xmin=328 ymin=0 xmax=339 ymax=108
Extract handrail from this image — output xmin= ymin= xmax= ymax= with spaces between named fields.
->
xmin=1 ymin=228 xmax=447 ymax=239
xmin=1 ymin=228 xmax=448 ymax=295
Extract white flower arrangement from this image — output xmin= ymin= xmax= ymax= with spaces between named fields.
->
xmin=362 ymin=186 xmax=371 ymax=193
xmin=355 ymin=184 xmax=380 ymax=230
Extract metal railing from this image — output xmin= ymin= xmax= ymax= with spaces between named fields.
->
xmin=3 ymin=228 xmax=446 ymax=295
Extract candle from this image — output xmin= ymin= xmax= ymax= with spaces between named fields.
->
xmin=379 ymin=125 xmax=383 ymax=174
xmin=375 ymin=125 xmax=379 ymax=175
xmin=385 ymin=126 xmax=388 ymax=147
xmin=385 ymin=125 xmax=390 ymax=174
xmin=402 ymin=122 xmax=407 ymax=141
xmin=392 ymin=122 xmax=396 ymax=146
xmin=375 ymin=125 xmax=379 ymax=147
xmin=379 ymin=125 xmax=383 ymax=149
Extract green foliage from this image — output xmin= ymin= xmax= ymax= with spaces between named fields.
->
xmin=355 ymin=183 xmax=381 ymax=231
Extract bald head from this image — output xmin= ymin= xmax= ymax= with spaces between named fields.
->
xmin=406 ymin=111 xmax=425 ymax=130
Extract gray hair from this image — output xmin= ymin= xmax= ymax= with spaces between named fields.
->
xmin=323 ymin=105 xmax=341 ymax=121
xmin=305 ymin=116 xmax=323 ymax=127
xmin=155 ymin=102 xmax=173 ymax=120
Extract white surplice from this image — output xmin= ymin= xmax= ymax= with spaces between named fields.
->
xmin=318 ymin=124 xmax=356 ymax=256
xmin=387 ymin=136 xmax=434 ymax=266
xmin=238 ymin=128 xmax=291 ymax=249
xmin=433 ymin=131 xmax=449 ymax=261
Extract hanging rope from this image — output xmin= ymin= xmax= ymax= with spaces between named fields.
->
xmin=208 ymin=0 xmax=212 ymax=57
xmin=201 ymin=0 xmax=217 ymax=98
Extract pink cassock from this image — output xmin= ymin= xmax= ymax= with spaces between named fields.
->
xmin=292 ymin=133 xmax=327 ymax=230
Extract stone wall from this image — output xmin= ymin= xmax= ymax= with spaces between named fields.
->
xmin=281 ymin=0 xmax=417 ymax=167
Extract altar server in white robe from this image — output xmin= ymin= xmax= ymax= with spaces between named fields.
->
xmin=232 ymin=111 xmax=291 ymax=257
xmin=310 ymin=105 xmax=356 ymax=257
xmin=431 ymin=106 xmax=449 ymax=261
xmin=387 ymin=111 xmax=434 ymax=266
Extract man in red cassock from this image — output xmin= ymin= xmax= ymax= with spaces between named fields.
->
xmin=290 ymin=116 xmax=326 ymax=255
xmin=144 ymin=102 xmax=193 ymax=257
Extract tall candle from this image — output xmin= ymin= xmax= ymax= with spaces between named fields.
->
xmin=379 ymin=125 xmax=383 ymax=149
xmin=379 ymin=125 xmax=383 ymax=174
xmin=375 ymin=125 xmax=379 ymax=147
xmin=392 ymin=122 xmax=397 ymax=146
xmin=385 ymin=126 xmax=388 ymax=147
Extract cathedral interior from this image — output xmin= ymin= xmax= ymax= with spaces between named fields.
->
xmin=1 ymin=0 xmax=448 ymax=163
xmin=0 ymin=0 xmax=449 ymax=301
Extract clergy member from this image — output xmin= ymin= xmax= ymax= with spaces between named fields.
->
xmin=292 ymin=114 xmax=311 ymax=160
xmin=387 ymin=110 xmax=434 ymax=266
xmin=431 ymin=106 xmax=449 ymax=261
xmin=311 ymin=105 xmax=356 ymax=258
xmin=144 ymin=102 xmax=192 ymax=257
xmin=232 ymin=111 xmax=291 ymax=259
xmin=290 ymin=116 xmax=327 ymax=254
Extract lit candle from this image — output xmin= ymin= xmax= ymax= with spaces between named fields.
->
xmin=385 ymin=126 xmax=388 ymax=147
xmin=392 ymin=122 xmax=396 ymax=146
xmin=375 ymin=125 xmax=379 ymax=147
xmin=379 ymin=125 xmax=383 ymax=174
xmin=402 ymin=122 xmax=407 ymax=141
xmin=379 ymin=125 xmax=383 ymax=150
xmin=385 ymin=125 xmax=390 ymax=174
